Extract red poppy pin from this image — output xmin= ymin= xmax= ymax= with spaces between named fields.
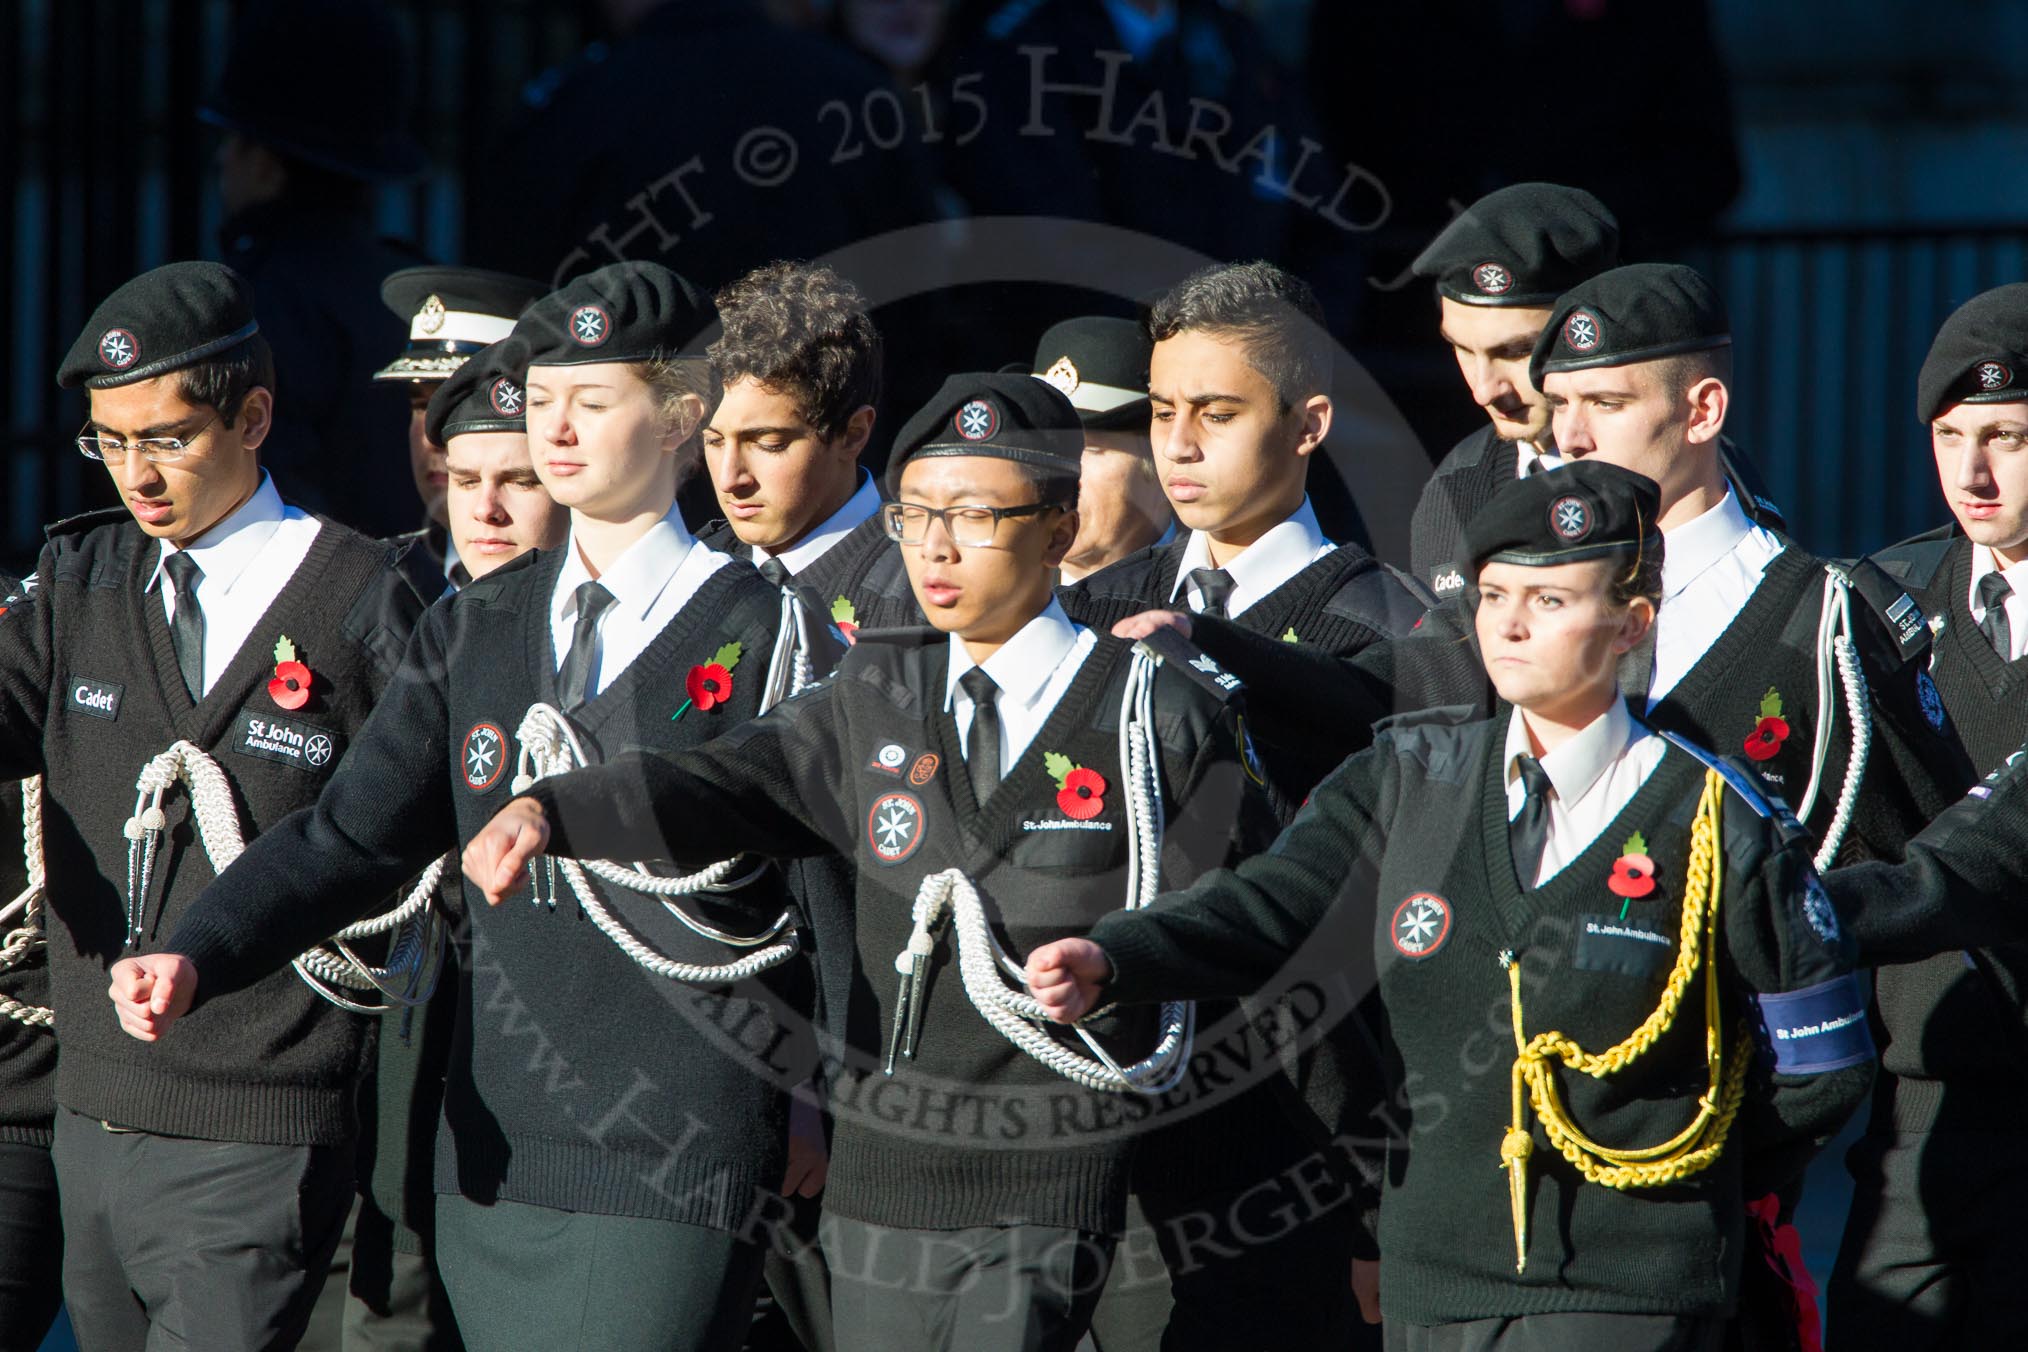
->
xmin=1044 ymin=751 xmax=1107 ymax=820
xmin=1608 ymin=830 xmax=1657 ymax=918
xmin=674 ymin=642 xmax=743 ymax=721
xmin=1744 ymin=687 xmax=1790 ymax=762
xmin=268 ymin=636 xmax=313 ymax=711
xmin=831 ymin=596 xmax=859 ymax=644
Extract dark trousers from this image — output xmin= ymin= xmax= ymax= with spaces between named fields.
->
xmin=1829 ymin=1128 xmax=2028 ymax=1350
xmin=1385 ymin=1313 xmax=1722 ymax=1352
xmin=51 ymin=1106 xmax=355 ymax=1352
xmin=744 ymin=1190 xmax=833 ymax=1352
xmin=822 ymin=1215 xmax=1113 ymax=1352
xmin=434 ymin=1193 xmax=765 ymax=1352
xmin=0 ymin=1139 xmax=61 ymax=1352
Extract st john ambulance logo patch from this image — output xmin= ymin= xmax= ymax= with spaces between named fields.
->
xmin=1563 ymin=309 xmax=1601 ymax=354
xmin=1549 ymin=494 xmax=1593 ymax=542
xmin=1977 ymin=360 xmax=2012 ymax=391
xmin=489 ymin=377 xmax=525 ymax=416
xmin=1472 ymin=262 xmax=1513 ymax=295
xmin=955 ymin=400 xmax=998 ymax=441
xmin=1391 ymin=893 xmax=1452 ymax=959
xmin=569 ymin=304 xmax=610 ymax=347
xmin=867 ymin=792 xmax=924 ymax=865
xmin=99 ymin=328 xmax=138 ymax=370
xmin=462 ymin=722 xmax=506 ymax=791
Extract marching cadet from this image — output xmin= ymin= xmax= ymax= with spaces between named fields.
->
xmin=1828 ymin=284 xmax=2028 ymax=1348
xmin=437 ymin=339 xmax=570 ymax=583
xmin=374 ymin=266 xmax=548 ymax=595
xmin=0 ymin=575 xmax=59 ymax=1352
xmin=1406 ymin=184 xmax=1783 ymax=602
xmin=455 ymin=372 xmax=1280 ymax=1352
xmin=0 ymin=262 xmax=425 ymax=1349
xmin=1026 ymin=461 xmax=1877 ymax=1352
xmin=107 ymin=262 xmax=830 ymax=1352
xmin=1029 ymin=316 xmax=1175 ymax=584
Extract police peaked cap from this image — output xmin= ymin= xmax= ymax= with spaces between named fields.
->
xmin=1029 ymin=317 xmax=1152 ymax=431
xmin=1530 ymin=263 xmax=1731 ymax=387
xmin=886 ymin=373 xmax=1085 ymax=494
xmin=1412 ymin=183 xmax=1620 ymax=308
xmin=425 ymin=337 xmax=531 ymax=444
xmin=1463 ymin=459 xmax=1663 ymax=573
xmin=377 ymin=267 xmax=548 ymax=382
xmin=1916 ymin=283 xmax=2028 ymax=423
xmin=515 ymin=263 xmax=717 ymax=369
xmin=58 ymin=262 xmax=261 ymax=390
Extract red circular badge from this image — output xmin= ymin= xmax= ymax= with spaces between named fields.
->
xmin=462 ymin=722 xmax=507 ymax=791
xmin=954 ymin=399 xmax=998 ymax=441
xmin=1548 ymin=494 xmax=1594 ymax=542
xmin=1562 ymin=308 xmax=1602 ymax=354
xmin=99 ymin=328 xmax=139 ymax=369
xmin=489 ymin=377 xmax=524 ymax=416
xmin=867 ymin=791 xmax=924 ymax=865
xmin=1390 ymin=893 xmax=1452 ymax=959
xmin=1473 ymin=261 xmax=1513 ymax=295
xmin=568 ymin=304 xmax=610 ymax=347
xmin=1977 ymin=360 xmax=2013 ymax=391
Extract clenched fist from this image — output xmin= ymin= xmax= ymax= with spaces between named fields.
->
xmin=462 ymin=797 xmax=552 ymax=906
xmin=108 ymin=954 xmax=198 ymax=1041
xmin=1023 ymin=938 xmax=1113 ymax=1023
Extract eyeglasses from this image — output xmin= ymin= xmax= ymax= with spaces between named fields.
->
xmin=880 ymin=500 xmax=1060 ymax=549
xmin=76 ymin=414 xmax=218 ymax=465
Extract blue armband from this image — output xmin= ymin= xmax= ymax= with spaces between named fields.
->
xmin=1756 ymin=974 xmax=1873 ymax=1075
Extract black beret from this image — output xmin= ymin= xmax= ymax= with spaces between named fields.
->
xmin=1029 ymin=317 xmax=1152 ymax=431
xmin=1411 ymin=183 xmax=1620 ymax=308
xmin=1915 ymin=284 xmax=2028 ymax=424
xmin=1529 ymin=263 xmax=1730 ymax=387
xmin=515 ymin=263 xmax=716 ymax=369
xmin=1462 ymin=459 xmax=1662 ymax=573
xmin=425 ymin=338 xmax=529 ymax=445
xmin=886 ymin=373 xmax=1085 ymax=494
xmin=377 ymin=267 xmax=547 ymax=382
xmin=58 ymin=262 xmax=260 ymax=390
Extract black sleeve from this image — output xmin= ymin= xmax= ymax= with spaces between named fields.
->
xmin=167 ymin=607 xmax=463 ymax=1002
xmin=1092 ymin=744 xmax=1392 ymax=1005
xmin=0 ymin=557 xmax=56 ymax=783
xmin=1828 ymin=752 xmax=2028 ymax=960
xmin=525 ymin=680 xmax=851 ymax=870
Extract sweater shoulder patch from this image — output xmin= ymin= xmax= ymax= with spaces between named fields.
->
xmin=1135 ymin=625 xmax=1244 ymax=704
xmin=1865 ymin=526 xmax=1957 ymax=592
xmin=1842 ymin=557 xmax=1933 ymax=665
xmin=43 ymin=506 xmax=130 ymax=543
xmin=1375 ymin=708 xmax=1486 ymax=784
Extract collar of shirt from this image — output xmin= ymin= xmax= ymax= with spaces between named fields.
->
xmin=1968 ymin=543 xmax=2028 ymax=655
xmin=1168 ymin=496 xmax=1335 ymax=616
xmin=1514 ymin=441 xmax=1562 ymax=479
xmin=766 ymin=471 xmax=881 ymax=576
xmin=1662 ymin=489 xmax=1761 ymax=601
xmin=945 ymin=597 xmax=1084 ymax=717
xmin=145 ymin=471 xmax=289 ymax=600
xmin=1505 ymin=697 xmax=1638 ymax=812
xmin=552 ymin=505 xmax=696 ymax=631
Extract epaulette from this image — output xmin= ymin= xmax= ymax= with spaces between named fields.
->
xmin=1719 ymin=436 xmax=1787 ymax=532
xmin=456 ymin=545 xmax=544 ymax=601
xmin=849 ymin=625 xmax=944 ymax=650
xmin=1865 ymin=524 xmax=1958 ymax=594
xmin=1373 ymin=703 xmax=1480 ymax=736
xmin=1842 ymin=556 xmax=1932 ymax=665
xmin=44 ymin=506 xmax=130 ymax=542
xmin=1133 ymin=624 xmax=1244 ymax=703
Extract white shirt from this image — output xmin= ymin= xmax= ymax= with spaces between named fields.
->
xmin=550 ymin=506 xmax=734 ymax=699
xmin=1646 ymin=490 xmax=1786 ymax=703
xmin=1515 ymin=442 xmax=1562 ymax=479
xmin=145 ymin=473 xmax=323 ymax=696
xmin=765 ymin=472 xmax=881 ymax=576
xmin=1168 ymin=497 xmax=1337 ymax=618
xmin=1504 ymin=698 xmax=1668 ymax=886
xmin=1967 ymin=544 xmax=2028 ymax=662
xmin=945 ymin=598 xmax=1098 ymax=779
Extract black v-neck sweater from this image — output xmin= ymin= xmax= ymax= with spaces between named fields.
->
xmin=700 ymin=511 xmax=925 ymax=634
xmin=169 ymin=544 xmax=820 ymax=1228
xmin=521 ymin=628 xmax=1277 ymax=1234
xmin=1092 ymin=707 xmax=1872 ymax=1325
xmin=0 ymin=510 xmax=423 ymax=1144
xmin=0 ymin=567 xmax=54 ymax=1147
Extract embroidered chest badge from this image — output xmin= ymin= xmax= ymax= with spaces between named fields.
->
xmin=1915 ymin=669 xmax=1947 ymax=733
xmin=1608 ymin=830 xmax=1658 ymax=918
xmin=1044 ymin=751 xmax=1107 ymax=820
xmin=831 ymin=596 xmax=859 ymax=644
xmin=1390 ymin=892 xmax=1452 ymax=959
xmin=674 ymin=641 xmax=742 ymax=721
xmin=1744 ymin=687 xmax=1790 ymax=762
xmin=268 ymin=636 xmax=314 ymax=711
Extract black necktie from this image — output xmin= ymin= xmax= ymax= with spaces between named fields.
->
xmin=1186 ymin=567 xmax=1236 ymax=619
xmin=558 ymin=581 xmax=615 ymax=710
xmin=757 ymin=556 xmax=792 ymax=590
xmin=1509 ymin=755 xmax=1554 ymax=889
xmin=1979 ymin=571 xmax=2014 ymax=659
xmin=161 ymin=550 xmax=206 ymax=699
xmin=959 ymin=667 xmax=1002 ymax=807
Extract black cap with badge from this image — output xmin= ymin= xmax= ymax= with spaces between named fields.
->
xmin=1412 ymin=183 xmax=1620 ymax=308
xmin=1028 ymin=317 xmax=1152 ymax=431
xmin=885 ymin=373 xmax=1085 ymax=494
xmin=1530 ymin=263 xmax=1731 ymax=388
xmin=377 ymin=267 xmax=547 ymax=383
xmin=1915 ymin=283 xmax=2028 ymax=424
xmin=515 ymin=263 xmax=717 ymax=369
xmin=425 ymin=337 xmax=530 ymax=445
xmin=58 ymin=261 xmax=261 ymax=390
xmin=1463 ymin=459 xmax=1663 ymax=573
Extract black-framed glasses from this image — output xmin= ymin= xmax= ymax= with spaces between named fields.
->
xmin=881 ymin=500 xmax=1060 ymax=549
xmin=76 ymin=414 xmax=218 ymax=465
